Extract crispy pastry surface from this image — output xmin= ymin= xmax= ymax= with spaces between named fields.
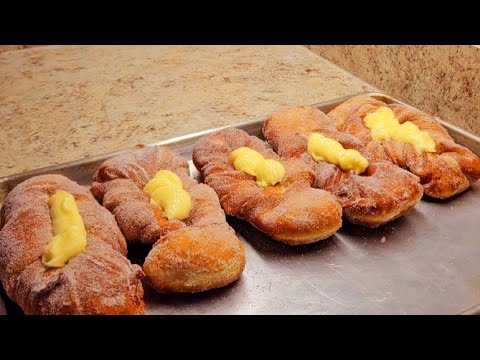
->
xmin=192 ymin=128 xmax=342 ymax=245
xmin=263 ymin=106 xmax=424 ymax=227
xmin=0 ymin=174 xmax=145 ymax=315
xmin=327 ymin=96 xmax=480 ymax=199
xmin=91 ymin=145 xmax=246 ymax=293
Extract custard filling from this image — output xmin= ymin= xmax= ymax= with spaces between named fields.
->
xmin=307 ymin=133 xmax=369 ymax=174
xmin=43 ymin=190 xmax=87 ymax=268
xmin=364 ymin=106 xmax=436 ymax=154
xmin=230 ymin=147 xmax=285 ymax=187
xmin=143 ymin=170 xmax=192 ymax=221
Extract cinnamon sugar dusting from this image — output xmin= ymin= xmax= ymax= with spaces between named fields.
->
xmin=327 ymin=96 xmax=480 ymax=199
xmin=263 ymin=105 xmax=424 ymax=227
xmin=144 ymin=224 xmax=245 ymax=293
xmin=0 ymin=174 xmax=144 ymax=314
xmin=91 ymin=145 xmax=246 ymax=293
xmin=192 ymin=127 xmax=343 ymax=244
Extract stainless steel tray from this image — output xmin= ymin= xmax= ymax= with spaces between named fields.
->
xmin=1 ymin=92 xmax=480 ymax=315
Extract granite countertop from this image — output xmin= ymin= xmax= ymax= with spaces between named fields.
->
xmin=0 ymin=45 xmax=375 ymax=178
xmin=308 ymin=45 xmax=480 ymax=136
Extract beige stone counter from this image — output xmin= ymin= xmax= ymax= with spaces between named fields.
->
xmin=0 ymin=45 xmax=375 ymax=178
xmin=308 ymin=45 xmax=480 ymax=137
xmin=0 ymin=45 xmax=42 ymax=54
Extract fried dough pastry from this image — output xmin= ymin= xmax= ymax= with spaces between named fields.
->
xmin=263 ymin=106 xmax=424 ymax=227
xmin=0 ymin=174 xmax=144 ymax=315
xmin=91 ymin=145 xmax=246 ymax=293
xmin=192 ymin=128 xmax=342 ymax=245
xmin=327 ymin=95 xmax=480 ymax=199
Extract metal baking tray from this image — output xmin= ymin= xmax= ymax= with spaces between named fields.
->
xmin=1 ymin=92 xmax=480 ymax=315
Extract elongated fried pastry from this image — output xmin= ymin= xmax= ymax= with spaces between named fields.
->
xmin=327 ymin=95 xmax=480 ymax=199
xmin=192 ymin=128 xmax=342 ymax=245
xmin=91 ymin=145 xmax=246 ymax=293
xmin=0 ymin=174 xmax=144 ymax=315
xmin=263 ymin=106 xmax=424 ymax=227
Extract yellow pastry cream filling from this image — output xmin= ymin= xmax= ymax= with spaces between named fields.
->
xmin=364 ymin=106 xmax=436 ymax=154
xmin=307 ymin=133 xmax=369 ymax=174
xmin=230 ymin=147 xmax=285 ymax=187
xmin=42 ymin=190 xmax=87 ymax=268
xmin=143 ymin=170 xmax=192 ymax=221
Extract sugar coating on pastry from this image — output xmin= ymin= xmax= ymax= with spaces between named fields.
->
xmin=192 ymin=128 xmax=343 ymax=245
xmin=144 ymin=224 xmax=245 ymax=293
xmin=263 ymin=105 xmax=424 ymax=227
xmin=0 ymin=174 xmax=145 ymax=315
xmin=91 ymin=145 xmax=246 ymax=293
xmin=327 ymin=95 xmax=480 ymax=199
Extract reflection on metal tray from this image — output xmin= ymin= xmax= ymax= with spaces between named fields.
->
xmin=1 ymin=92 xmax=480 ymax=315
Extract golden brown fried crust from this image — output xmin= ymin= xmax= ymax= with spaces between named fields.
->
xmin=0 ymin=174 xmax=145 ymax=315
xmin=327 ymin=96 xmax=480 ymax=199
xmin=192 ymin=128 xmax=342 ymax=245
xmin=91 ymin=145 xmax=246 ymax=293
xmin=263 ymin=106 xmax=424 ymax=227
xmin=144 ymin=224 xmax=245 ymax=293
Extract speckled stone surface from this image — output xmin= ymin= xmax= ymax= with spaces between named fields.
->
xmin=308 ymin=45 xmax=480 ymax=136
xmin=0 ymin=45 xmax=42 ymax=54
xmin=0 ymin=45 xmax=375 ymax=177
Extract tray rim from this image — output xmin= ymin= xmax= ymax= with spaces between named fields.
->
xmin=2 ymin=91 xmax=480 ymax=186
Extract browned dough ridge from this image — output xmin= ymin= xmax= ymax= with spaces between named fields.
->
xmin=327 ymin=95 xmax=480 ymax=199
xmin=91 ymin=145 xmax=246 ymax=293
xmin=0 ymin=174 xmax=144 ymax=315
xmin=192 ymin=128 xmax=343 ymax=245
xmin=263 ymin=106 xmax=424 ymax=227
